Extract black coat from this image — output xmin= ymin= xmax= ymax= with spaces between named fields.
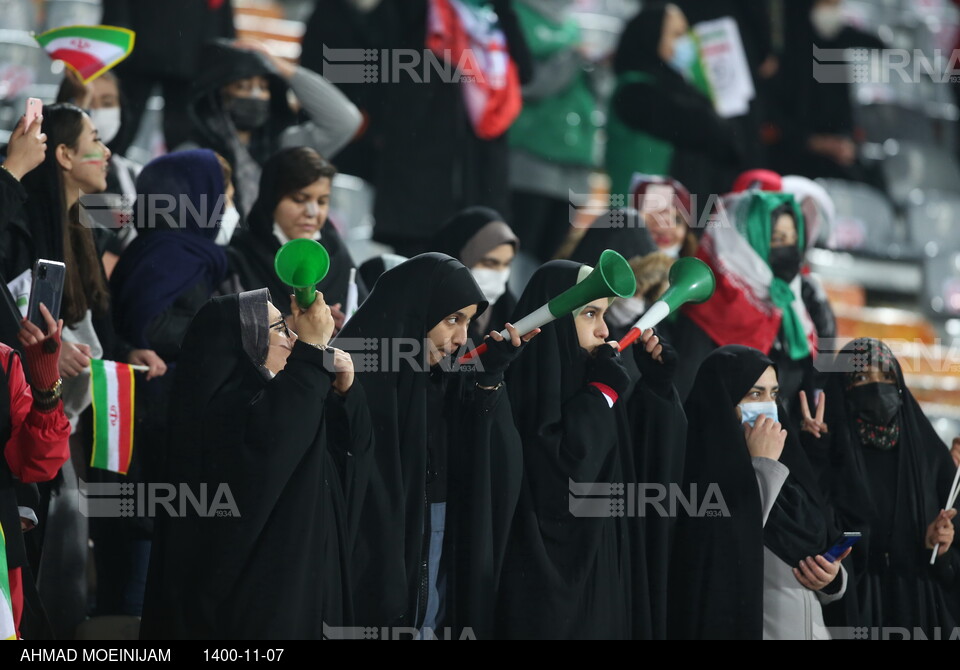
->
xmin=806 ymin=339 xmax=960 ymax=632
xmin=769 ymin=0 xmax=885 ymax=179
xmin=497 ymin=261 xmax=631 ymax=639
xmin=102 ymin=0 xmax=235 ymax=80
xmin=334 ymin=253 xmax=521 ymax=639
xmin=303 ymin=1 xmax=533 ymax=252
xmin=140 ymin=290 xmax=373 ymax=639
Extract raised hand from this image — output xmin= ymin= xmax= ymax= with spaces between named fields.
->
xmin=744 ymin=414 xmax=786 ymax=461
xmin=799 ymin=390 xmax=829 ymax=439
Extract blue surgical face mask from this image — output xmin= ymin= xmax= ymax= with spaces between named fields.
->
xmin=669 ymin=34 xmax=697 ymax=75
xmin=739 ymin=401 xmax=778 ymax=427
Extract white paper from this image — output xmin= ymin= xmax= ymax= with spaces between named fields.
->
xmin=6 ymin=269 xmax=31 ymax=318
xmin=693 ymin=17 xmax=756 ymax=119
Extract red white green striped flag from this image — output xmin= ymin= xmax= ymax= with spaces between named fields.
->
xmin=89 ymin=359 xmax=136 ymax=475
xmin=34 ymin=25 xmax=136 ymax=84
xmin=0 ymin=525 xmax=16 ymax=640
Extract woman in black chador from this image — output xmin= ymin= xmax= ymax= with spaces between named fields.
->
xmin=141 ymin=288 xmax=372 ymax=639
xmin=496 ymin=260 xmax=684 ymax=639
xmin=807 ymin=338 xmax=959 ymax=635
xmin=335 ymin=253 xmax=534 ymax=639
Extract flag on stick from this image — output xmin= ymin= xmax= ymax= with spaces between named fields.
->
xmin=89 ymin=359 xmax=136 ymax=475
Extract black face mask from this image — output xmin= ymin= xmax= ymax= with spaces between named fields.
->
xmin=768 ymin=245 xmax=802 ymax=283
xmin=846 ymin=381 xmax=902 ymax=425
xmin=225 ymin=97 xmax=270 ymax=131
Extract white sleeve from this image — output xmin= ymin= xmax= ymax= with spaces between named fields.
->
xmin=752 ymin=457 xmax=789 ymax=527
xmin=816 ymin=563 xmax=848 ymax=605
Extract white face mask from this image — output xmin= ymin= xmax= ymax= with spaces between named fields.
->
xmin=273 ymin=221 xmax=321 ymax=245
xmin=472 ymin=268 xmax=510 ymax=305
xmin=606 ymin=296 xmax=646 ymax=329
xmin=215 ymin=205 xmax=240 ymax=246
xmin=811 ymin=5 xmax=845 ymax=41
xmin=739 ymin=401 xmax=779 ymax=428
xmin=660 ymin=243 xmax=682 ymax=259
xmin=89 ymin=107 xmax=121 ymax=145
xmin=669 ymin=34 xmax=698 ymax=76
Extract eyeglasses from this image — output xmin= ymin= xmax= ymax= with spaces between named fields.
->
xmin=269 ymin=318 xmax=292 ymax=339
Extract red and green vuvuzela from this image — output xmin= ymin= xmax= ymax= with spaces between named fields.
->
xmin=35 ymin=25 xmax=136 ymax=84
xmin=0 ymin=525 xmax=16 ymax=640
xmin=90 ymin=359 xmax=136 ymax=475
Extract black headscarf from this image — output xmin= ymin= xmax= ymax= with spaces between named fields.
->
xmin=429 ymin=207 xmax=516 ymax=265
xmin=141 ymin=289 xmax=371 ymax=638
xmin=812 ymin=338 xmax=959 ymax=630
xmin=568 ymin=209 xmax=657 ymax=266
xmin=498 ymin=260 xmax=633 ymax=639
xmin=228 ymin=149 xmax=365 ymax=315
xmin=335 ymin=254 xmax=519 ymax=636
xmin=188 ymin=40 xmax=298 ymax=168
xmin=429 ymin=206 xmax=519 ymax=340
xmin=504 ymin=261 xmax=590 ymax=441
xmin=669 ymin=345 xmax=836 ymax=639
xmin=357 ymin=253 xmax=408 ymax=294
xmin=614 ymin=3 xmax=673 ymax=77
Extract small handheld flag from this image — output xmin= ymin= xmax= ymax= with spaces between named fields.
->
xmin=35 ymin=25 xmax=136 ymax=84
xmin=89 ymin=359 xmax=136 ymax=475
xmin=0 ymin=525 xmax=16 ymax=640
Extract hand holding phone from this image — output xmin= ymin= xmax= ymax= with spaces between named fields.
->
xmin=823 ymin=532 xmax=862 ymax=563
xmin=1 ymin=100 xmax=46 ymax=181
xmin=27 ymin=260 xmax=65 ymax=332
xmin=24 ymin=97 xmax=43 ymax=134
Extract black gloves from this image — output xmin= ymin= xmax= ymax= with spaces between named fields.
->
xmin=473 ymin=334 xmax=528 ymax=387
xmin=633 ymin=329 xmax=678 ymax=395
xmin=586 ymin=344 xmax=631 ymax=399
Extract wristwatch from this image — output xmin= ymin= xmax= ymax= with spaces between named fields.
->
xmin=33 ymin=378 xmax=63 ymax=409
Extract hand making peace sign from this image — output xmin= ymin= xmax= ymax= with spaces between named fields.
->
xmin=799 ymin=390 xmax=829 ymax=439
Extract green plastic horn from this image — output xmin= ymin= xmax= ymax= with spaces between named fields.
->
xmin=618 ymin=257 xmax=716 ymax=351
xmin=274 ymin=239 xmax=331 ymax=308
xmin=460 ymin=249 xmax=636 ymax=362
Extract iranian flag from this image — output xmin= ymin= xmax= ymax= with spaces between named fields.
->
xmin=89 ymin=359 xmax=136 ymax=475
xmin=0 ymin=525 xmax=16 ymax=640
xmin=34 ymin=25 xmax=136 ymax=84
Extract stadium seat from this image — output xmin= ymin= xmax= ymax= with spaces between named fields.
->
xmin=329 ymin=173 xmax=376 ymax=243
xmin=857 ymin=103 xmax=939 ymax=145
xmin=881 ymin=141 xmax=960 ymax=206
xmin=922 ymin=250 xmax=960 ymax=317
xmin=817 ymin=178 xmax=906 ymax=258
xmin=905 ymin=190 xmax=960 ymax=258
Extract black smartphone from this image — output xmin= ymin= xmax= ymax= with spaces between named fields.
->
xmin=26 ymin=260 xmax=66 ymax=331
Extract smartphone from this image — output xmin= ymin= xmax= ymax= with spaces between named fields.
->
xmin=823 ymin=532 xmax=862 ymax=563
xmin=24 ymin=97 xmax=42 ymax=132
xmin=26 ymin=260 xmax=65 ymax=331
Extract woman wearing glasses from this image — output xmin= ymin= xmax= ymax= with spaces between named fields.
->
xmin=142 ymin=288 xmax=373 ymax=639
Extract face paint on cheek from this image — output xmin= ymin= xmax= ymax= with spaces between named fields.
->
xmin=80 ymin=152 xmax=106 ymax=166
